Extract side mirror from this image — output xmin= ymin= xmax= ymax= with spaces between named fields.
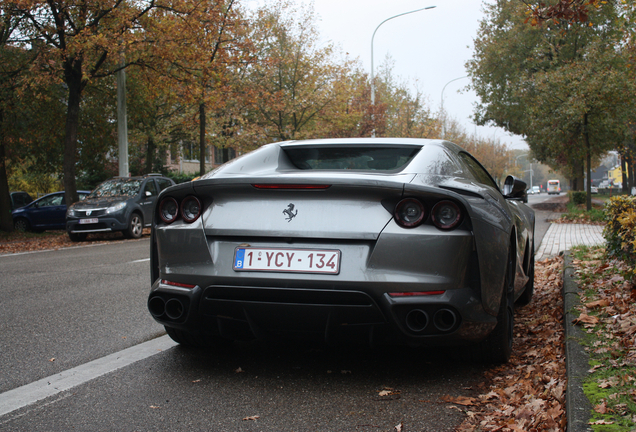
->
xmin=503 ymin=175 xmax=527 ymax=201
xmin=145 ymin=191 xmax=152 ymax=198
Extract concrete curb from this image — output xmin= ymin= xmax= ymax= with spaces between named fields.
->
xmin=563 ymin=251 xmax=593 ymax=432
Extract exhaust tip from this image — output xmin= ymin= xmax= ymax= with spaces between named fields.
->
xmin=148 ymin=296 xmax=166 ymax=318
xmin=165 ymin=298 xmax=185 ymax=320
xmin=433 ymin=309 xmax=457 ymax=332
xmin=405 ymin=309 xmax=429 ymax=333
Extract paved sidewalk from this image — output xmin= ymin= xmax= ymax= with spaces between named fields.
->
xmin=535 ymin=223 xmax=605 ymax=260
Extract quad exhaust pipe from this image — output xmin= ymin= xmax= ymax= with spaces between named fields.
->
xmin=405 ymin=309 xmax=429 ymax=332
xmin=404 ymin=308 xmax=458 ymax=334
xmin=148 ymin=296 xmax=186 ymax=321
xmin=433 ymin=309 xmax=458 ymax=332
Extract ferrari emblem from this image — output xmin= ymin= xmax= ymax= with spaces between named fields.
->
xmin=283 ymin=203 xmax=298 ymax=222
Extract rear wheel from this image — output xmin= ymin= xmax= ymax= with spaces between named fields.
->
xmin=468 ymin=245 xmax=515 ymax=364
xmin=14 ymin=218 xmax=30 ymax=232
xmin=68 ymin=232 xmax=87 ymax=242
xmin=125 ymin=213 xmax=143 ymax=239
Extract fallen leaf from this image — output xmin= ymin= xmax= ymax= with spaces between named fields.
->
xmin=243 ymin=415 xmax=259 ymax=421
xmin=235 ymin=367 xmax=244 ymax=373
xmin=594 ymin=401 xmax=607 ymax=414
xmin=394 ymin=422 xmax=403 ymax=432
xmin=590 ymin=419 xmax=614 ymax=425
xmin=573 ymin=313 xmax=600 ymax=326
xmin=586 ymin=299 xmax=611 ymax=308
xmin=441 ymin=395 xmax=477 ymax=406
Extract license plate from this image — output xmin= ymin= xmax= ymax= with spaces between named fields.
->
xmin=233 ymin=247 xmax=341 ymax=274
xmin=79 ymin=218 xmax=98 ymax=224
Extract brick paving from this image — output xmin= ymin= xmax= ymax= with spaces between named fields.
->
xmin=536 ymin=222 xmax=605 ymax=261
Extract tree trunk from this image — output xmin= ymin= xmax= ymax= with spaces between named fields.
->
xmin=199 ymin=102 xmax=206 ymax=176
xmin=0 ymin=108 xmax=13 ymax=231
xmin=584 ymin=114 xmax=592 ymax=211
xmin=62 ymin=68 xmax=82 ymax=206
xmin=571 ymin=158 xmax=584 ymax=191
xmin=145 ymin=135 xmax=156 ymax=174
xmin=622 ymin=152 xmax=629 ymax=193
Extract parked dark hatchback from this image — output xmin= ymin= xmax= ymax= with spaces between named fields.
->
xmin=10 ymin=191 xmax=33 ymax=211
xmin=13 ymin=191 xmax=90 ymax=232
xmin=66 ymin=174 xmax=174 ymax=242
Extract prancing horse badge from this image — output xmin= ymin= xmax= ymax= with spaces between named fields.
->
xmin=283 ymin=203 xmax=298 ymax=222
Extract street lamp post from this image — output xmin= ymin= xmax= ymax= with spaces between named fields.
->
xmin=440 ymin=75 xmax=467 ymax=139
xmin=515 ymin=153 xmax=533 ymax=187
xmin=370 ymin=5 xmax=436 ymax=137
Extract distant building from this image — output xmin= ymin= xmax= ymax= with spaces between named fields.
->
xmin=607 ymin=165 xmax=625 ymax=187
xmin=165 ymin=145 xmax=237 ymax=175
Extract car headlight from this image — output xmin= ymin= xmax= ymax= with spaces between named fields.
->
xmin=67 ymin=208 xmax=76 ymax=217
xmin=106 ymin=202 xmax=127 ymax=214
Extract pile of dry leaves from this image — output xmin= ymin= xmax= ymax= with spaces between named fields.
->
xmin=571 ymin=249 xmax=636 ymax=427
xmin=0 ymin=229 xmax=150 ymax=255
xmin=450 ymin=256 xmax=567 ymax=432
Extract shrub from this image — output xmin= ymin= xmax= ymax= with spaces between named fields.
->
xmin=603 ymin=195 xmax=636 ymax=272
xmin=570 ymin=191 xmax=587 ymax=205
xmin=165 ymin=171 xmax=200 ymax=184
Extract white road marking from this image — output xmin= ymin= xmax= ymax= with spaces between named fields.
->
xmin=0 ymin=335 xmax=177 ymax=417
xmin=131 ymin=258 xmax=150 ymax=263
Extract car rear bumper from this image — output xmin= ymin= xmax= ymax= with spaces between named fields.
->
xmin=148 ymin=279 xmax=497 ymax=346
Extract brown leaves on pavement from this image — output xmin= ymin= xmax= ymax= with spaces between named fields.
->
xmin=454 ymin=256 xmax=566 ymax=432
xmin=0 ymin=229 xmax=151 ymax=255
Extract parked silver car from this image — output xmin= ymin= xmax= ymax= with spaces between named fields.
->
xmin=147 ymin=138 xmax=535 ymax=363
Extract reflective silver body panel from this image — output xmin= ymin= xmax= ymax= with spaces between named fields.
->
xmin=149 ymin=139 xmax=535 ymax=346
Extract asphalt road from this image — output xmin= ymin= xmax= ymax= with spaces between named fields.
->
xmin=0 ymin=196 xmax=555 ymax=431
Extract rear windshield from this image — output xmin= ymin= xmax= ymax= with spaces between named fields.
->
xmin=283 ymin=146 xmax=421 ymax=171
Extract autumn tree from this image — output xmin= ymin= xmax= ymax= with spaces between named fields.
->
xmin=0 ymin=2 xmax=41 ymax=230
xmin=311 ymin=64 xmax=376 ymax=138
xmin=468 ymin=0 xmax=633 ymax=209
xmin=246 ymin=2 xmax=340 ymax=141
xmin=373 ymin=60 xmax=439 ymax=139
xmin=142 ymin=0 xmax=251 ymax=175
xmin=10 ymin=0 xmax=158 ymax=205
xmin=124 ymin=64 xmax=185 ymax=176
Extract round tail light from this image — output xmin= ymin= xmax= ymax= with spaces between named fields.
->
xmin=432 ymin=201 xmax=462 ymax=230
xmin=159 ymin=197 xmax=179 ymax=224
xmin=394 ymin=198 xmax=426 ymax=228
xmin=181 ymin=196 xmax=202 ymax=223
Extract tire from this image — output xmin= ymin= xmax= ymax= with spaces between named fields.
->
xmin=165 ymin=326 xmax=233 ymax=349
xmin=516 ymin=250 xmax=534 ymax=307
xmin=468 ymin=245 xmax=515 ymax=364
xmin=14 ymin=218 xmax=30 ymax=232
xmin=125 ymin=213 xmax=143 ymax=239
xmin=68 ymin=232 xmax=87 ymax=242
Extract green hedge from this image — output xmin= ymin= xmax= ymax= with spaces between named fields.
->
xmin=570 ymin=191 xmax=587 ymax=205
xmin=603 ymin=195 xmax=636 ymax=272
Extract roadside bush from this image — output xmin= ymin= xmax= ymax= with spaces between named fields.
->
xmin=165 ymin=171 xmax=200 ymax=184
xmin=603 ymin=195 xmax=636 ymax=273
xmin=569 ymin=191 xmax=586 ymax=205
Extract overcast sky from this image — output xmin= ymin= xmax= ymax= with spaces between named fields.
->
xmin=259 ymin=0 xmax=529 ymax=150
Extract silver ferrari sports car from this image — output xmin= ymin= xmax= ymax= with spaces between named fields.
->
xmin=148 ymin=138 xmax=535 ymax=363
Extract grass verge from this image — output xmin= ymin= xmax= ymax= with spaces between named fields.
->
xmin=571 ymin=245 xmax=636 ymax=430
